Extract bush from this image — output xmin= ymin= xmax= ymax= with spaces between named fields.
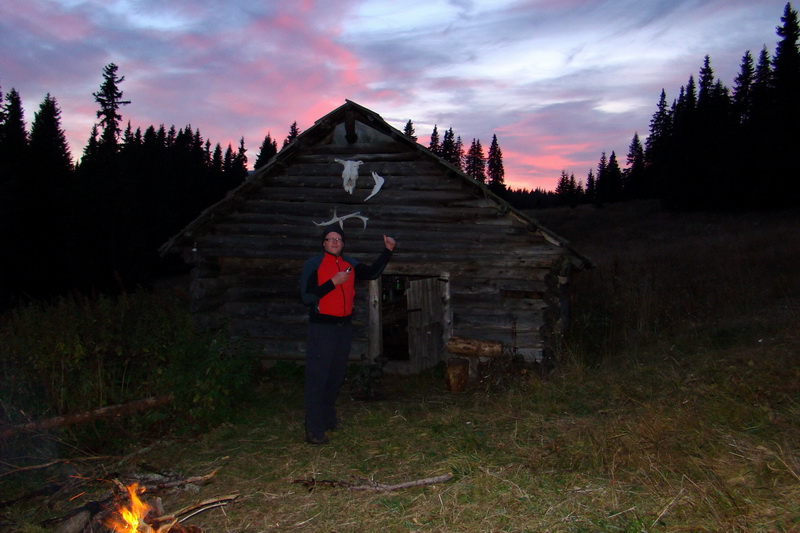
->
xmin=0 ymin=293 xmax=259 ymax=433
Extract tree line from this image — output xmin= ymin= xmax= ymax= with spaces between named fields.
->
xmin=0 ymin=64 xmax=271 ymax=309
xmin=402 ymin=121 xmax=507 ymax=196
xmin=548 ymin=3 xmax=800 ymax=210
xmin=0 ymin=63 xmax=513 ymax=309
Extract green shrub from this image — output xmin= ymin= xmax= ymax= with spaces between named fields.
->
xmin=0 ymin=293 xmax=259 ymax=433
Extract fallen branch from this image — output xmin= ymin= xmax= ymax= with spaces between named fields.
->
xmin=1 ymin=394 xmax=174 ymax=439
xmin=173 ymin=494 xmax=240 ymax=522
xmin=349 ymin=474 xmax=454 ymax=492
xmin=294 ymin=473 xmax=453 ymax=492
xmin=0 ymin=456 xmax=112 ymax=478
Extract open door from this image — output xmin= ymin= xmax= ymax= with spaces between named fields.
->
xmin=373 ymin=275 xmax=451 ymax=375
xmin=407 ymin=277 xmax=450 ymax=374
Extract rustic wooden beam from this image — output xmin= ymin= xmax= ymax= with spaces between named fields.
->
xmin=445 ymin=337 xmax=503 ymax=357
xmin=368 ymin=278 xmax=383 ymax=361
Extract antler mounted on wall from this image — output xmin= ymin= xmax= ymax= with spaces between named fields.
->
xmin=314 ymin=207 xmax=369 ymax=230
xmin=365 ymin=171 xmax=385 ymax=202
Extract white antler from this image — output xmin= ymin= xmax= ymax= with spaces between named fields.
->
xmin=364 ymin=171 xmax=385 ymax=202
xmin=334 ymin=158 xmax=363 ymax=194
xmin=314 ymin=207 xmax=369 ymax=229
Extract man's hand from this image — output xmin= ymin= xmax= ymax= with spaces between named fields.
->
xmin=331 ymin=270 xmax=350 ymax=285
xmin=383 ymin=235 xmax=396 ymax=251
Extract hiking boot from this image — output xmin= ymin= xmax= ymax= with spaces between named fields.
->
xmin=305 ymin=433 xmax=330 ymax=445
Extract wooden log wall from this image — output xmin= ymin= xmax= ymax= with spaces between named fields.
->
xmin=182 ymin=121 xmax=570 ymax=368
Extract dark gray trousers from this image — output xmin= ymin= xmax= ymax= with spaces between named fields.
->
xmin=304 ymin=321 xmax=352 ymax=438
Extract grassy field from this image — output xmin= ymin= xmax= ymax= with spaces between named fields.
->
xmin=2 ymin=201 xmax=799 ymax=532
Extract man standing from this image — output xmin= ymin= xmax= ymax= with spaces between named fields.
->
xmin=300 ymin=227 xmax=396 ymax=444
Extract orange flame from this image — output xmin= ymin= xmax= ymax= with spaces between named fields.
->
xmin=104 ymin=483 xmax=152 ymax=532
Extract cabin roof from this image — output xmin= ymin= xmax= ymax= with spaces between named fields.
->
xmin=159 ymin=99 xmax=592 ymax=269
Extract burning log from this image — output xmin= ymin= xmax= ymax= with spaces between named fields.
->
xmin=44 ymin=470 xmax=228 ymax=533
xmin=100 ymin=482 xmax=238 ymax=533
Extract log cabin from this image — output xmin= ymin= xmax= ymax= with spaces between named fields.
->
xmin=159 ymin=100 xmax=591 ymax=376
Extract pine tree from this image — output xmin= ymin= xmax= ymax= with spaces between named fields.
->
xmin=772 ymin=3 xmax=800 ymax=110
xmin=645 ymin=89 xmax=671 ymax=174
xmin=487 ymin=134 xmax=506 ymax=195
xmin=283 ymin=121 xmax=300 ymax=147
xmin=698 ymin=55 xmax=716 ymax=107
xmin=464 ymin=138 xmax=486 ymax=183
xmin=231 ymin=137 xmax=248 ymax=182
xmin=453 ymin=136 xmax=465 ymax=171
xmin=79 ymin=124 xmax=100 ymax=171
xmin=211 ymin=143 xmax=224 ymax=176
xmin=166 ymin=125 xmax=177 ymax=147
xmin=555 ymin=170 xmax=575 ymax=206
xmin=594 ymin=152 xmax=608 ymax=205
xmin=673 ymin=75 xmax=697 ymax=128
xmin=441 ymin=127 xmax=455 ymax=164
xmin=770 ymin=2 xmax=800 ymax=204
xmin=255 ymin=132 xmax=278 ymax=168
xmin=0 ymin=88 xmax=31 ymax=306
xmin=732 ymin=51 xmax=756 ymax=124
xmin=27 ymin=94 xmax=75 ymax=296
xmin=428 ymin=125 xmax=441 ymax=156
xmin=606 ymin=152 xmax=623 ymax=202
xmin=623 ymin=133 xmax=646 ymax=198
xmin=403 ymin=120 xmax=417 ymax=142
xmin=92 ymin=63 xmax=130 ymax=156
xmin=584 ymin=169 xmax=596 ymax=205
xmin=0 ymin=88 xmax=30 ymax=181
xmin=30 ymin=93 xmax=73 ymax=177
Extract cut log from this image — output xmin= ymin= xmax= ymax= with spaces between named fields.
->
xmin=1 ymin=395 xmax=173 ymax=440
xmin=445 ymin=337 xmax=503 ymax=357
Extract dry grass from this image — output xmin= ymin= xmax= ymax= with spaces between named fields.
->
xmin=2 ymin=201 xmax=799 ymax=532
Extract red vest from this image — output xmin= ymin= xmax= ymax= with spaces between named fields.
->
xmin=317 ymin=253 xmax=355 ymax=317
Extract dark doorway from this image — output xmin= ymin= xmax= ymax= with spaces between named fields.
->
xmin=380 ymin=274 xmax=451 ymax=374
xmin=382 ymin=275 xmax=409 ymax=361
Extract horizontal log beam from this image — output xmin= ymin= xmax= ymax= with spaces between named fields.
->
xmin=446 ymin=337 xmax=503 ymax=357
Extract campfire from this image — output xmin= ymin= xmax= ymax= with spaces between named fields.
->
xmin=104 ymin=483 xmax=199 ymax=533
xmin=104 ymin=483 xmax=154 ymax=532
xmin=91 ymin=475 xmax=237 ymax=533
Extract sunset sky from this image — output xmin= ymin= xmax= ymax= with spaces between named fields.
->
xmin=0 ymin=0 xmax=791 ymax=190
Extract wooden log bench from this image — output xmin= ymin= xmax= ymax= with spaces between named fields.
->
xmin=445 ymin=337 xmax=506 ymax=385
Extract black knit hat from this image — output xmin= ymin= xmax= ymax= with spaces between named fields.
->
xmin=322 ymin=226 xmax=345 ymax=242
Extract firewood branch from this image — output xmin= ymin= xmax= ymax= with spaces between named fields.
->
xmin=173 ymin=494 xmax=240 ymax=522
xmin=349 ymin=474 xmax=454 ymax=492
xmin=294 ymin=473 xmax=453 ymax=492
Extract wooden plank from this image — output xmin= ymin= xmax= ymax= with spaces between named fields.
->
xmin=244 ymin=187 xmax=472 ymax=205
xmin=449 ymin=326 xmax=542 ymax=348
xmin=368 ymin=278 xmax=382 ymax=361
xmin=196 ymin=231 xmax=560 ymax=259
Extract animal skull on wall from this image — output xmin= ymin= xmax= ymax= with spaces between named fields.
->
xmin=334 ymin=159 xmax=363 ymax=194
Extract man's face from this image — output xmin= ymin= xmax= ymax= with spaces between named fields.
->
xmin=323 ymin=231 xmax=344 ymax=256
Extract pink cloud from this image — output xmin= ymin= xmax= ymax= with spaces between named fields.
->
xmin=0 ymin=1 xmax=93 ymax=42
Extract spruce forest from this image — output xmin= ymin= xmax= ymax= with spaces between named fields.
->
xmin=0 ymin=4 xmax=798 ymax=309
